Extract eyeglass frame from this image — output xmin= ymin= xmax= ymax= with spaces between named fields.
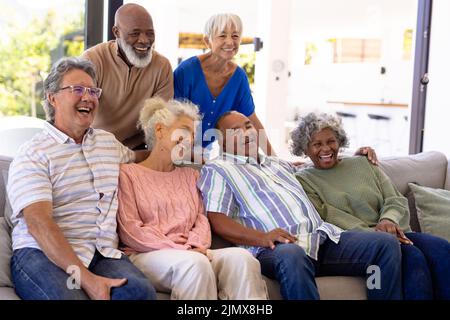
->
xmin=57 ymin=85 xmax=102 ymax=99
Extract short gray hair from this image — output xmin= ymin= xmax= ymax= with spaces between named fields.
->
xmin=290 ymin=112 xmax=349 ymax=156
xmin=139 ymin=98 xmax=201 ymax=151
xmin=43 ymin=57 xmax=97 ymax=122
xmin=204 ymin=13 xmax=243 ymax=39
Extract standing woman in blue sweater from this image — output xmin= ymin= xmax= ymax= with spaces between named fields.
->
xmin=174 ymin=13 xmax=275 ymax=158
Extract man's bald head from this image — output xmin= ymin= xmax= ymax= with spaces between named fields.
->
xmin=215 ymin=111 xmax=260 ymax=157
xmin=114 ymin=3 xmax=152 ymax=28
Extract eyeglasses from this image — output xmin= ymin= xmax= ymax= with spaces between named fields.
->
xmin=58 ymin=85 xmax=102 ymax=99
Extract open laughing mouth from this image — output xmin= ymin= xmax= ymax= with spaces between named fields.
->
xmin=134 ymin=47 xmax=150 ymax=55
xmin=319 ymin=154 xmax=334 ymax=162
xmin=77 ymin=106 xmax=93 ymax=115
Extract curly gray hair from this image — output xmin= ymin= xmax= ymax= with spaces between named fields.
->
xmin=290 ymin=112 xmax=349 ymax=156
xmin=43 ymin=57 xmax=97 ymax=122
xmin=138 ymin=98 xmax=201 ymax=151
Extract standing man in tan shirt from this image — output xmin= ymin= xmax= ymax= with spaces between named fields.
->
xmin=82 ymin=3 xmax=173 ymax=149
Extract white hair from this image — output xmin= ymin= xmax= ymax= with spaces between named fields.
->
xmin=204 ymin=13 xmax=243 ymax=39
xmin=139 ymin=98 xmax=201 ymax=151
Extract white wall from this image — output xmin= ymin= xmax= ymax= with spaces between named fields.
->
xmin=253 ymin=0 xmax=293 ymax=156
xmin=422 ymin=0 xmax=450 ymax=158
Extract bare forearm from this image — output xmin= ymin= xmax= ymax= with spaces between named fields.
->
xmin=24 ymin=202 xmax=128 ymax=299
xmin=208 ymin=212 xmax=266 ymax=247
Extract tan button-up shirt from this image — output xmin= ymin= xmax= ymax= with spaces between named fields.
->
xmin=83 ymin=41 xmax=174 ymax=148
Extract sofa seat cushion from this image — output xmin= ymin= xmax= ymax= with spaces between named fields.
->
xmin=155 ymin=276 xmax=367 ymax=300
xmin=0 ymin=287 xmax=19 ymax=300
xmin=264 ymin=276 xmax=366 ymax=300
xmin=409 ymin=183 xmax=450 ymax=242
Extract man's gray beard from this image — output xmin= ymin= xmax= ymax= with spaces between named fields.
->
xmin=118 ymin=38 xmax=153 ymax=68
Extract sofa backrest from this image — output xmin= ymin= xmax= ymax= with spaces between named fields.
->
xmin=379 ymin=151 xmax=448 ymax=194
xmin=1 ymin=151 xmax=448 ymax=226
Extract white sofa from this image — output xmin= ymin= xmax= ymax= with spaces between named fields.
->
xmin=1 ymin=151 xmax=449 ymax=300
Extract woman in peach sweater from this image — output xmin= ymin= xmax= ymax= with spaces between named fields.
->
xmin=117 ymin=98 xmax=267 ymax=300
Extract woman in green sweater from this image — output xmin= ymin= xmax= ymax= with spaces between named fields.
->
xmin=291 ymin=112 xmax=450 ymax=300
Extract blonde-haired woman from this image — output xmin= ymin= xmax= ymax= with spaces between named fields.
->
xmin=174 ymin=13 xmax=274 ymax=158
xmin=117 ymin=98 xmax=267 ymax=300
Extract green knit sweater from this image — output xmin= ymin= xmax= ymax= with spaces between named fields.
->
xmin=296 ymin=156 xmax=411 ymax=232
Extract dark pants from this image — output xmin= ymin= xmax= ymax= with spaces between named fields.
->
xmin=11 ymin=248 xmax=157 ymax=300
xmin=257 ymin=231 xmax=402 ymax=300
xmin=402 ymin=232 xmax=450 ymax=300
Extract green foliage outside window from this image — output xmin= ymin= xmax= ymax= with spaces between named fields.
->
xmin=234 ymin=52 xmax=256 ymax=85
xmin=0 ymin=10 xmax=84 ymax=118
xmin=305 ymin=42 xmax=318 ymax=65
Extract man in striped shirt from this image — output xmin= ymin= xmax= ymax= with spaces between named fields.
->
xmin=7 ymin=57 xmax=156 ymax=300
xmin=198 ymin=111 xmax=402 ymax=300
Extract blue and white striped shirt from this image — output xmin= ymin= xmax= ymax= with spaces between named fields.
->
xmin=7 ymin=122 xmax=135 ymax=267
xmin=198 ymin=153 xmax=342 ymax=259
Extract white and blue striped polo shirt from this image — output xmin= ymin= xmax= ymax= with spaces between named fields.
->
xmin=198 ymin=152 xmax=343 ymax=259
xmin=7 ymin=122 xmax=135 ymax=267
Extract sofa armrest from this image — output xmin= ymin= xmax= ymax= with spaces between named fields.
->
xmin=0 ymin=156 xmax=13 ymax=219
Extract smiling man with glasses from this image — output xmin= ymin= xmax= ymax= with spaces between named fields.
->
xmin=6 ymin=57 xmax=156 ymax=300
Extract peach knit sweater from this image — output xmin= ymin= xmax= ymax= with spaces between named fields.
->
xmin=117 ymin=164 xmax=211 ymax=254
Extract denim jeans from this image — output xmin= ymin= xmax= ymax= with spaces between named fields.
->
xmin=402 ymin=232 xmax=450 ymax=300
xmin=257 ymin=231 xmax=402 ymax=300
xmin=11 ymin=248 xmax=157 ymax=300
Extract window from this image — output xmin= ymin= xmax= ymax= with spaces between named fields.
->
xmin=0 ymin=0 xmax=85 ymax=119
xmin=331 ymin=38 xmax=382 ymax=63
xmin=286 ymin=0 xmax=418 ymax=159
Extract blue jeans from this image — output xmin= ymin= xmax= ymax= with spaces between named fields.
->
xmin=257 ymin=231 xmax=402 ymax=300
xmin=402 ymin=232 xmax=450 ymax=300
xmin=11 ymin=248 xmax=157 ymax=300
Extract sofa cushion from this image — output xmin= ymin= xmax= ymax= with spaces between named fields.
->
xmin=405 ymin=190 xmax=421 ymax=232
xmin=409 ymin=183 xmax=450 ymax=242
xmin=379 ymin=151 xmax=447 ymax=195
xmin=0 ymin=217 xmax=13 ymax=287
